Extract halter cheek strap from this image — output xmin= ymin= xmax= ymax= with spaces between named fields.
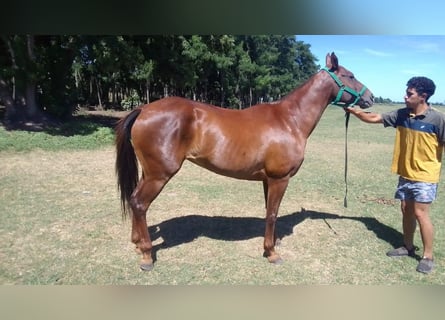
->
xmin=321 ymin=67 xmax=367 ymax=107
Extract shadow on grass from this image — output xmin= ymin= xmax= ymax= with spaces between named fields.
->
xmin=148 ymin=208 xmax=403 ymax=263
xmin=1 ymin=112 xmax=123 ymax=136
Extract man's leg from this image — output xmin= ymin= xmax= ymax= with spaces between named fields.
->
xmin=401 ymin=200 xmax=417 ymax=250
xmin=413 ymin=201 xmax=434 ymax=259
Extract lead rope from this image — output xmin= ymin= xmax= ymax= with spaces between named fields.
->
xmin=320 ymin=67 xmax=364 ymax=208
xmin=344 ymin=111 xmax=350 ymax=208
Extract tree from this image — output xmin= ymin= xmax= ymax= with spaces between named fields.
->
xmin=132 ymin=60 xmax=154 ymax=104
xmin=204 ymin=35 xmax=237 ymax=106
xmin=238 ymin=35 xmax=317 ymax=105
xmin=0 ymin=35 xmax=42 ymax=122
xmin=36 ymin=35 xmax=79 ymax=118
xmin=1 ymin=35 xmax=320 ymax=122
xmin=180 ymin=35 xmax=210 ymax=101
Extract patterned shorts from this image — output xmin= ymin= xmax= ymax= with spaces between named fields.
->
xmin=395 ymin=176 xmax=438 ymax=203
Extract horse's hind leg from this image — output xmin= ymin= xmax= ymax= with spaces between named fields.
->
xmin=263 ymin=177 xmax=289 ymax=264
xmin=129 ymin=175 xmax=172 ymax=271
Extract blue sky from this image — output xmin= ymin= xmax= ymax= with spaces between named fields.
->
xmin=297 ymin=35 xmax=445 ymax=104
xmin=310 ymin=1 xmax=445 ymax=35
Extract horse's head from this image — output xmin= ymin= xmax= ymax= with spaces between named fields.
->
xmin=323 ymin=52 xmax=374 ymax=109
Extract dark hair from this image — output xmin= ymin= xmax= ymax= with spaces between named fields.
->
xmin=406 ymin=76 xmax=436 ymax=102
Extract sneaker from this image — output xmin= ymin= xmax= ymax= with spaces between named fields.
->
xmin=386 ymin=245 xmax=416 ymax=257
xmin=416 ymin=257 xmax=434 ymax=274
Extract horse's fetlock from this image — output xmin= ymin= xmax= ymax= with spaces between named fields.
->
xmin=138 ymin=240 xmax=152 ymax=253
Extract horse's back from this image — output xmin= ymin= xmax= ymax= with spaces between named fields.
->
xmin=139 ymin=96 xmax=220 ymax=114
xmin=138 ymin=96 xmax=276 ymax=119
xmin=133 ymin=96 xmax=278 ymax=140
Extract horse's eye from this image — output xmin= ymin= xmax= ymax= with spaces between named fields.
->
xmin=341 ymin=74 xmax=354 ymax=80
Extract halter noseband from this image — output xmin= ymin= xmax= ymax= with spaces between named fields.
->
xmin=321 ymin=67 xmax=367 ymax=107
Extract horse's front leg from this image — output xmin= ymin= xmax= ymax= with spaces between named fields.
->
xmin=262 ymin=180 xmax=268 ymax=209
xmin=263 ymin=177 xmax=289 ymax=264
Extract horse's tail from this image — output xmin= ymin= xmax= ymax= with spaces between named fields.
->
xmin=115 ymin=108 xmax=142 ymax=220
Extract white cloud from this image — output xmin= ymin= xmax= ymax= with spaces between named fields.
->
xmin=415 ymin=42 xmax=441 ymax=53
xmin=401 ymin=69 xmax=423 ymax=75
xmin=395 ymin=37 xmax=443 ymax=53
xmin=364 ymin=48 xmax=393 ymax=57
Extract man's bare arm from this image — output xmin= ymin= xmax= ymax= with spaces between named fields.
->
xmin=344 ymin=107 xmax=383 ymax=124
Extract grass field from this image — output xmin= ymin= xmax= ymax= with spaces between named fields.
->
xmin=1 ymin=104 xmax=445 ymax=284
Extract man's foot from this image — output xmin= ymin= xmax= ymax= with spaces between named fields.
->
xmin=386 ymin=245 xmax=416 ymax=257
xmin=416 ymin=257 xmax=434 ymax=274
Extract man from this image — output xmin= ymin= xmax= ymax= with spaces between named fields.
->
xmin=345 ymin=76 xmax=445 ymax=274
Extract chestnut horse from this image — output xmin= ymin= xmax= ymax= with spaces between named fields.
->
xmin=115 ymin=52 xmax=374 ymax=271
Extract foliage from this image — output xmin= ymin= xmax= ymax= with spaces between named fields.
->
xmin=374 ymin=96 xmax=393 ymax=104
xmin=0 ymin=35 xmax=319 ymax=119
xmin=120 ymin=89 xmax=141 ymax=111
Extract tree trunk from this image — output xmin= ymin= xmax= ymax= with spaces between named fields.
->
xmin=219 ymin=71 xmax=224 ymax=107
xmin=96 ymin=78 xmax=102 ymax=108
xmin=25 ymin=82 xmax=38 ymax=118
xmin=24 ymin=35 xmax=40 ymax=119
xmin=145 ymin=80 xmax=150 ymax=103
xmin=0 ymin=78 xmax=17 ymax=121
xmin=89 ymin=78 xmax=93 ymax=99
xmin=1 ymin=36 xmax=17 ymax=120
xmin=1 ymin=35 xmax=41 ymax=122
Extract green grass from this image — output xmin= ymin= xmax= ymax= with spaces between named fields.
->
xmin=1 ymin=104 xmax=445 ymax=284
xmin=0 ymin=116 xmax=115 ymax=152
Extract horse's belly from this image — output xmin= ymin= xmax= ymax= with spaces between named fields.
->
xmin=187 ymin=155 xmax=266 ymax=181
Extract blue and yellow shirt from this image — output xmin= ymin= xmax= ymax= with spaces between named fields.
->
xmin=382 ymin=107 xmax=445 ymax=183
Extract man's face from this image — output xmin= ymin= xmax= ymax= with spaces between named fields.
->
xmin=404 ymin=87 xmax=424 ymax=109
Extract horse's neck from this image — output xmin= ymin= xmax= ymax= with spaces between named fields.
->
xmin=283 ymin=73 xmax=334 ymax=138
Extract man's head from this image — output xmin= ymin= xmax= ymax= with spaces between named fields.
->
xmin=406 ymin=76 xmax=436 ymax=104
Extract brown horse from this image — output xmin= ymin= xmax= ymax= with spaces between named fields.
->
xmin=115 ymin=52 xmax=374 ymax=271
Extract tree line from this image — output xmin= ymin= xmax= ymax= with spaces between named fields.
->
xmin=0 ymin=35 xmax=319 ymax=121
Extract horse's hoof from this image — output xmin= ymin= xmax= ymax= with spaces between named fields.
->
xmin=271 ymin=257 xmax=284 ymax=265
xmin=267 ymin=255 xmax=284 ymax=265
xmin=140 ymin=263 xmax=154 ymax=271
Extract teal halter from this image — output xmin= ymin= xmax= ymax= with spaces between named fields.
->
xmin=321 ymin=67 xmax=367 ymax=107
xmin=321 ymin=67 xmax=366 ymax=208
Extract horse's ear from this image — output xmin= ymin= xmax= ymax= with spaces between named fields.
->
xmin=325 ymin=52 xmax=339 ymax=71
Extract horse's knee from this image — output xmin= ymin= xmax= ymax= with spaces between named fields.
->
xmin=266 ymin=213 xmax=278 ymax=224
